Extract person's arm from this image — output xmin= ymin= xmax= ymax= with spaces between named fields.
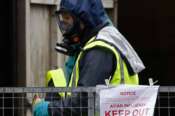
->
xmin=34 ymin=47 xmax=116 ymax=116
xmin=78 ymin=47 xmax=116 ymax=86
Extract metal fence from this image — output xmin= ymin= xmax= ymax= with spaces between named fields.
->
xmin=0 ymin=87 xmax=96 ymax=116
xmin=155 ymin=86 xmax=175 ymax=116
xmin=0 ymin=86 xmax=175 ymax=116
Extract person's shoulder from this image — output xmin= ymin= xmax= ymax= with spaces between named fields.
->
xmin=80 ymin=47 xmax=115 ymax=62
xmin=84 ymin=46 xmax=114 ymax=55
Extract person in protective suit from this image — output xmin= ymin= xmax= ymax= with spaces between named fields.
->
xmin=33 ymin=0 xmax=145 ymax=116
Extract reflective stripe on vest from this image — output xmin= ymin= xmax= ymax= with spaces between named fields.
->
xmin=46 ymin=68 xmax=67 ymax=97
xmin=69 ymin=37 xmax=139 ymax=87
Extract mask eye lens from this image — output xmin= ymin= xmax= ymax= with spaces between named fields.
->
xmin=56 ymin=12 xmax=74 ymax=35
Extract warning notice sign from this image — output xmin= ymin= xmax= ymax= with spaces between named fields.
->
xmin=98 ymin=85 xmax=159 ymax=116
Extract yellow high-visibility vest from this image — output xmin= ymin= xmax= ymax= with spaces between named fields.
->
xmin=68 ymin=37 xmax=139 ymax=87
xmin=46 ymin=36 xmax=139 ymax=97
xmin=46 ymin=68 xmax=66 ymax=97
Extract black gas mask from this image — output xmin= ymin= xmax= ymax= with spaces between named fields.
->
xmin=55 ymin=9 xmax=82 ymax=56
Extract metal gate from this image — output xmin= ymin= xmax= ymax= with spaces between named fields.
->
xmin=155 ymin=86 xmax=175 ymax=116
xmin=0 ymin=87 xmax=96 ymax=116
xmin=0 ymin=86 xmax=175 ymax=116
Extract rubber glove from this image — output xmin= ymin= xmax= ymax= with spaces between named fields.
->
xmin=33 ymin=95 xmax=50 ymax=116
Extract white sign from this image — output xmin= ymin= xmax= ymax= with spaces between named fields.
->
xmin=98 ymin=85 xmax=159 ymax=116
